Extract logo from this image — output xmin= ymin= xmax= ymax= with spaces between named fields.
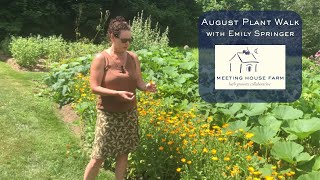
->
xmin=215 ymin=45 xmax=286 ymax=90
xmin=229 ymin=47 xmax=259 ymax=73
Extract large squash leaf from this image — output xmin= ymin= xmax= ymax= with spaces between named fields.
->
xmin=272 ymin=105 xmax=303 ymax=120
xmin=282 ymin=118 xmax=320 ymax=139
xmin=249 ymin=126 xmax=279 ymax=145
xmin=271 ymin=141 xmax=306 ymax=164
xmin=297 ymin=171 xmax=320 ymax=180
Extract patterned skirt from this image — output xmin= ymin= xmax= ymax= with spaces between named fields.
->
xmin=90 ymin=107 xmax=139 ymax=159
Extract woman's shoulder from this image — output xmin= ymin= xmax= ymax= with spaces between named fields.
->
xmin=127 ymin=51 xmax=138 ymax=59
xmin=91 ymin=50 xmax=107 ymax=67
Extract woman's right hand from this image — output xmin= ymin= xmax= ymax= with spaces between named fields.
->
xmin=117 ymin=91 xmax=135 ymax=101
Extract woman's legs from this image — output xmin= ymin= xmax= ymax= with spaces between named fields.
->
xmin=83 ymin=158 xmax=104 ymax=180
xmin=115 ymin=153 xmax=128 ymax=180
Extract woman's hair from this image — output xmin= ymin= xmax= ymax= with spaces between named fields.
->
xmin=107 ymin=16 xmax=131 ymax=39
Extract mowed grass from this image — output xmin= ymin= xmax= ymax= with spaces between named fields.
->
xmin=0 ymin=61 xmax=114 ymax=179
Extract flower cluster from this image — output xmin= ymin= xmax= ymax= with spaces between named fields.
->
xmin=127 ymin=92 xmax=294 ymax=179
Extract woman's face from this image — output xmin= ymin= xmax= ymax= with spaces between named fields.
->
xmin=111 ymin=30 xmax=132 ymax=52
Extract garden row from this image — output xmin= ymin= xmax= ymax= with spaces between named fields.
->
xmin=41 ymin=46 xmax=320 ymax=179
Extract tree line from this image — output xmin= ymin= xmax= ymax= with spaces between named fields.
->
xmin=0 ymin=0 xmax=319 ymax=55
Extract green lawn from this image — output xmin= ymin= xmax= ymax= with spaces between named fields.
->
xmin=0 ymin=61 xmax=114 ymax=179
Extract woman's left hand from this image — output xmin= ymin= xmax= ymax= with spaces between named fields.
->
xmin=146 ymin=82 xmax=157 ymax=93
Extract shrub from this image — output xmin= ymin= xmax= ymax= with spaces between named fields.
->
xmin=130 ymin=11 xmax=169 ymax=50
xmin=42 ymin=36 xmax=68 ymax=65
xmin=10 ymin=35 xmax=44 ymax=68
xmin=67 ymin=39 xmax=105 ymax=59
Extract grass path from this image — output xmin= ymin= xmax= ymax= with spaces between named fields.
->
xmin=0 ymin=61 xmax=113 ymax=179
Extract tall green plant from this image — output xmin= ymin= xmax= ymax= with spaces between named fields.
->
xmin=130 ymin=11 xmax=169 ymax=50
xmin=10 ymin=35 xmax=44 ymax=68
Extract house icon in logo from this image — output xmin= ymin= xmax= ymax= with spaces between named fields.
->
xmin=229 ymin=48 xmax=259 ymax=73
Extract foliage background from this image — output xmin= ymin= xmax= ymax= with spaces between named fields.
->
xmin=0 ymin=0 xmax=319 ymax=55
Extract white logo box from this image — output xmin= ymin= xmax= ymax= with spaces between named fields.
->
xmin=215 ymin=45 xmax=286 ymax=90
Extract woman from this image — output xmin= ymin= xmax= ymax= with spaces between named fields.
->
xmin=84 ymin=16 xmax=156 ymax=180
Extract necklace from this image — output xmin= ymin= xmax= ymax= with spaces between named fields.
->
xmin=113 ymin=63 xmax=126 ymax=73
xmin=108 ymin=52 xmax=127 ymax=74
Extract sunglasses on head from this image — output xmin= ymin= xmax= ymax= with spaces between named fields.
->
xmin=114 ymin=34 xmax=133 ymax=43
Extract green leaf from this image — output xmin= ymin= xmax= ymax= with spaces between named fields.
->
xmin=287 ymin=134 xmax=298 ymax=141
xmin=220 ymin=103 xmax=242 ymax=116
xmin=177 ymin=77 xmax=187 ymax=84
xmin=235 ymin=113 xmax=245 ymax=118
xmin=62 ymin=85 xmax=68 ymax=95
xmin=258 ymin=115 xmax=282 ymax=131
xmin=296 ymin=152 xmax=313 ymax=163
xmin=249 ymin=126 xmax=279 ymax=145
xmin=179 ymin=61 xmax=195 ymax=70
xmin=151 ymin=57 xmax=165 ymax=65
xmin=224 ymin=120 xmax=250 ymax=133
xmin=297 ymin=171 xmax=320 ymax=180
xmin=271 ymin=141 xmax=304 ymax=164
xmin=242 ymin=103 xmax=269 ymax=116
xmin=312 ymin=156 xmax=320 ymax=171
xmin=282 ymin=118 xmax=320 ymax=139
xmin=162 ymin=66 xmax=179 ymax=78
xmin=259 ymin=164 xmax=273 ymax=176
xmin=272 ymin=105 xmax=303 ymax=120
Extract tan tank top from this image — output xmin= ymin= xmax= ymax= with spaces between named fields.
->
xmin=96 ymin=51 xmax=137 ymax=112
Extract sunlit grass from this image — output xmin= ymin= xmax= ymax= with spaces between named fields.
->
xmin=0 ymin=62 xmax=114 ymax=179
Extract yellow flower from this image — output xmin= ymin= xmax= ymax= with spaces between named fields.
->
xmin=248 ymin=167 xmax=255 ymax=173
xmin=277 ymin=175 xmax=284 ymax=179
xmin=176 ymin=168 xmax=181 ymax=172
xmin=211 ymin=149 xmax=217 ymax=154
xmin=264 ymin=176 xmax=274 ymax=180
xmin=187 ymin=160 xmax=192 ymax=164
xmin=253 ymin=171 xmax=262 ymax=175
xmin=247 ymin=141 xmax=254 ymax=147
xmin=286 ymin=171 xmax=295 ymax=177
xmin=211 ymin=157 xmax=218 ymax=161
xmin=212 ymin=125 xmax=220 ymax=129
xmin=203 ymin=148 xmax=208 ymax=153
xmin=271 ymin=166 xmax=277 ymax=170
xmin=245 ymin=132 xmax=254 ymax=139
xmin=246 ymin=155 xmax=252 ymax=161
xmin=146 ymin=134 xmax=152 ymax=138
xmin=182 ymin=139 xmax=188 ymax=145
xmin=161 ymin=138 xmax=166 ymax=142
xmin=168 ymin=141 xmax=174 ymax=145
xmin=159 ymin=146 xmax=164 ymax=151
xmin=222 ymin=123 xmax=229 ymax=128
xmin=181 ymin=158 xmax=186 ymax=163
xmin=224 ymin=157 xmax=230 ymax=161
